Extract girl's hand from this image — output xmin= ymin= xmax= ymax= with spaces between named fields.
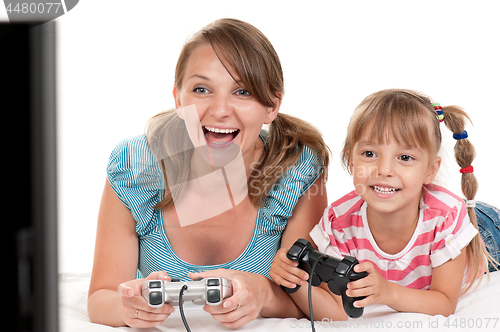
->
xmin=117 ymin=271 xmax=174 ymax=328
xmin=269 ymin=247 xmax=309 ymax=289
xmin=345 ymin=261 xmax=393 ymax=308
xmin=189 ymin=268 xmax=272 ymax=328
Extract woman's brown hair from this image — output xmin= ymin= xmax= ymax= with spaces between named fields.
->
xmin=147 ymin=18 xmax=330 ymax=208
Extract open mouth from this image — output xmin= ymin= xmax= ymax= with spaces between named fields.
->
xmin=203 ymin=126 xmax=240 ymax=145
xmin=371 ymin=186 xmax=400 ymax=195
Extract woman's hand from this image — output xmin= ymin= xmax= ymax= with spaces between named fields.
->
xmin=117 ymin=271 xmax=174 ymax=328
xmin=345 ymin=261 xmax=392 ymax=308
xmin=189 ymin=269 xmax=271 ymax=328
xmin=269 ymin=247 xmax=309 ymax=289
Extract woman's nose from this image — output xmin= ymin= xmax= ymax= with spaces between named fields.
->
xmin=209 ymin=94 xmax=232 ymax=119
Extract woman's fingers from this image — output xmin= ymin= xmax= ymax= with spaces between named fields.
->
xmin=118 ymin=271 xmax=173 ymax=327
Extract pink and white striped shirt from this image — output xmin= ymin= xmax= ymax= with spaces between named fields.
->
xmin=310 ymin=184 xmax=478 ymax=290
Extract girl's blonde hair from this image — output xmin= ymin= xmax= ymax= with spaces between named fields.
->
xmin=341 ymin=88 xmax=492 ymax=293
xmin=147 ymin=18 xmax=330 ymax=209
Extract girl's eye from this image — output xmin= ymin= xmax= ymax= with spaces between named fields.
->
xmin=193 ymin=87 xmax=209 ymax=94
xmin=362 ymin=151 xmax=376 ymax=158
xmin=399 ymin=155 xmax=414 ymax=162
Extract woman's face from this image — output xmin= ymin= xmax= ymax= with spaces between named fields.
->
xmin=173 ymin=44 xmax=281 ymax=162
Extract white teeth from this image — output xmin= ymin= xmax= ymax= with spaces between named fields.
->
xmin=205 ymin=126 xmax=238 ymax=134
xmin=373 ymin=186 xmax=398 ymax=194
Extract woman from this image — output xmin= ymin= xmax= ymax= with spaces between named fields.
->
xmin=87 ymin=18 xmax=330 ymax=328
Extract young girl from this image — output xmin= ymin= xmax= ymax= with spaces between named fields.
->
xmin=270 ymin=88 xmax=493 ymax=320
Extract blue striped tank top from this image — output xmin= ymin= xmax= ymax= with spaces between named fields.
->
xmin=107 ymin=132 xmax=323 ymax=281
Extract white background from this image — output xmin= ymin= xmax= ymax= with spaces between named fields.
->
xmin=3 ymin=1 xmax=499 ymax=273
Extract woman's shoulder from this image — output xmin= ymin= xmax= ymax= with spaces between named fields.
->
xmin=107 ymin=134 xmax=159 ymax=175
xmin=106 ymin=134 xmax=162 ymax=235
xmin=107 ymin=134 xmax=161 ymax=197
xmin=108 ymin=134 xmax=150 ymax=161
xmin=258 ymin=133 xmax=324 ymax=221
xmin=259 ymin=129 xmax=322 ymax=168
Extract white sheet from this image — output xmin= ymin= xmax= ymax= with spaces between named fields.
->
xmin=60 ymin=271 xmax=500 ymax=332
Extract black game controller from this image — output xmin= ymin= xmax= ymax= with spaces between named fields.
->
xmin=283 ymin=238 xmax=368 ymax=318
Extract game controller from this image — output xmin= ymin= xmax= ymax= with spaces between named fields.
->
xmin=142 ymin=277 xmax=232 ymax=307
xmin=282 ymin=238 xmax=368 ymax=318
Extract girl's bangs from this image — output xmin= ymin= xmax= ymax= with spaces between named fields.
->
xmin=354 ymin=92 xmax=438 ymax=152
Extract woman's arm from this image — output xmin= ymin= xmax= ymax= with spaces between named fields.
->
xmin=87 ymin=179 xmax=172 ymax=327
xmin=281 ymin=175 xmax=328 ymax=249
xmin=271 ymin=176 xmax=350 ymax=321
xmin=348 ymin=249 xmax=467 ymax=316
xmin=270 ymin=175 xmax=328 ymax=291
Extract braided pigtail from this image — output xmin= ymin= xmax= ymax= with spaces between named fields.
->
xmin=441 ymin=105 xmax=492 ymax=293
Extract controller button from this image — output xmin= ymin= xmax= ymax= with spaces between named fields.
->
xmin=170 ymin=278 xmax=181 ymax=282
xmin=149 ymin=281 xmax=162 ymax=289
xmin=342 ymin=256 xmax=356 ymax=264
xmin=207 ymin=289 xmax=221 ymax=303
xmin=287 ymin=245 xmax=304 ymax=260
xmin=207 ymin=279 xmax=220 ymax=287
xmin=335 ymin=262 xmax=351 ymax=277
xmin=149 ymin=291 xmax=163 ymax=306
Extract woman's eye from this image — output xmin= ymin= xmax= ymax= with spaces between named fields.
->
xmin=193 ymin=87 xmax=209 ymax=94
xmin=235 ymin=88 xmax=250 ymax=96
xmin=399 ymin=155 xmax=414 ymax=162
xmin=362 ymin=151 xmax=376 ymax=158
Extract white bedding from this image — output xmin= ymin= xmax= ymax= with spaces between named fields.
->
xmin=60 ymin=271 xmax=500 ymax=332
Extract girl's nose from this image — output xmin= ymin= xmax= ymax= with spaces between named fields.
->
xmin=377 ymin=157 xmax=394 ymax=178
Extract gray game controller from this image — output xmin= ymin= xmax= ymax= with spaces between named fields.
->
xmin=142 ymin=278 xmax=232 ymax=307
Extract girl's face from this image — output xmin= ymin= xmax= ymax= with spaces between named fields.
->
xmin=350 ymin=131 xmax=441 ymax=217
xmin=173 ymin=44 xmax=281 ymax=164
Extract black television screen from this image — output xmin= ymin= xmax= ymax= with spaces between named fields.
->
xmin=1 ymin=21 xmax=59 ymax=332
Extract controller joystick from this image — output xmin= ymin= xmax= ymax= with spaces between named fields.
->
xmin=282 ymin=238 xmax=368 ymax=318
xmin=142 ymin=277 xmax=232 ymax=307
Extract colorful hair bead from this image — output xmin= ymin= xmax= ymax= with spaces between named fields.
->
xmin=459 ymin=165 xmax=474 ymax=174
xmin=453 ymin=131 xmax=468 ymax=140
xmin=432 ymin=103 xmax=444 ymax=122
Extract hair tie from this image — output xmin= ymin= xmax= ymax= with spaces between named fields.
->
xmin=432 ymin=103 xmax=444 ymax=122
xmin=465 ymin=200 xmax=476 ymax=208
xmin=453 ymin=131 xmax=468 ymax=140
xmin=460 ymin=165 xmax=474 ymax=174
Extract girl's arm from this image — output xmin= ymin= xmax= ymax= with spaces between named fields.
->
xmin=87 ymin=179 xmax=172 ymax=327
xmin=348 ymin=249 xmax=467 ymax=316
